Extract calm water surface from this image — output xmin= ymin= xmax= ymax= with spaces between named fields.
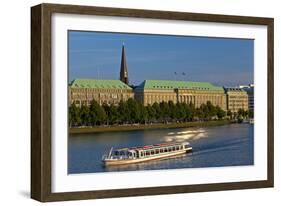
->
xmin=68 ymin=123 xmax=253 ymax=174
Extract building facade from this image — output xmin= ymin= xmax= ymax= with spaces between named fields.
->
xmin=239 ymin=84 xmax=254 ymax=113
xmin=134 ymin=80 xmax=227 ymax=110
xmin=69 ymin=79 xmax=134 ymax=106
xmin=224 ymin=87 xmax=249 ymax=113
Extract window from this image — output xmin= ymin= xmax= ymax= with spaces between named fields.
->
xmin=164 ymin=148 xmax=168 ymax=152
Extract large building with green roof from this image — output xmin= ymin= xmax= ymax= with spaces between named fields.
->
xmin=69 ymin=79 xmax=133 ymax=106
xmin=134 ymin=80 xmax=227 ymax=110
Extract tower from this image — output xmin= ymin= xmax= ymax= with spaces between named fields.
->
xmin=120 ymin=44 xmax=129 ymax=85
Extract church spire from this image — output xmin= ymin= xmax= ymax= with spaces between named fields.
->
xmin=120 ymin=44 xmax=129 ymax=85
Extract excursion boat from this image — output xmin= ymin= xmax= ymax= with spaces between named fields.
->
xmin=102 ymin=141 xmax=192 ymax=166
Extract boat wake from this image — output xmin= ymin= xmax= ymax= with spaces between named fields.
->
xmin=164 ymin=129 xmax=208 ymax=142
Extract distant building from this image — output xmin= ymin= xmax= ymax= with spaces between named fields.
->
xmin=134 ymin=80 xmax=227 ymax=110
xmin=239 ymin=84 xmax=254 ymax=113
xmin=224 ymin=87 xmax=248 ymax=113
xmin=69 ymin=79 xmax=133 ymax=106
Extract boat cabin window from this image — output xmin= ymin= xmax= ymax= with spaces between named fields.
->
xmin=176 ymin=146 xmax=179 ymax=150
xmin=164 ymin=148 xmax=168 ymax=152
xmin=156 ymin=149 xmax=159 ymax=154
xmin=120 ymin=151 xmax=126 ymax=156
xmin=184 ymin=145 xmax=189 ymax=148
xmin=128 ymin=152 xmax=137 ymax=158
xmin=114 ymin=151 xmax=119 ymax=156
xmin=145 ymin=151 xmax=150 ymax=156
xmin=168 ymin=147 xmax=172 ymax=152
xmin=151 ymin=150 xmax=155 ymax=155
xmin=160 ymin=149 xmax=163 ymax=153
xmin=172 ymin=146 xmax=176 ymax=151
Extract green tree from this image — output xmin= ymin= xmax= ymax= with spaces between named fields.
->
xmin=216 ymin=106 xmax=226 ymax=119
xmin=103 ymin=103 xmax=119 ymax=125
xmin=127 ymin=98 xmax=140 ymax=123
xmin=227 ymin=110 xmax=233 ymax=119
xmin=146 ymin=104 xmax=156 ymax=122
xmin=152 ymin=102 xmax=161 ymax=120
xmin=206 ymin=101 xmax=217 ymax=119
xmin=175 ymin=102 xmax=185 ymax=121
xmin=200 ymin=103 xmax=208 ymax=119
xmin=168 ymin=101 xmax=176 ymax=121
xmin=138 ymin=103 xmax=148 ymax=124
xmin=159 ymin=101 xmax=170 ymax=122
xmin=195 ymin=107 xmax=204 ymax=120
xmin=248 ymin=110 xmax=254 ymax=118
xmin=118 ymin=100 xmax=130 ymax=123
xmin=244 ymin=110 xmax=249 ymax=119
xmin=233 ymin=112 xmax=238 ymax=120
xmin=69 ymin=103 xmax=81 ymax=126
xmin=183 ymin=103 xmax=192 ymax=121
xmin=189 ymin=102 xmax=196 ymax=120
xmin=237 ymin=108 xmax=248 ymax=119
xmin=88 ymin=100 xmax=106 ymax=125
xmin=80 ymin=104 xmax=90 ymax=126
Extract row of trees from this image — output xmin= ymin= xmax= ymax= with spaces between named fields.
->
xmin=227 ymin=108 xmax=253 ymax=120
xmin=69 ymin=98 xmax=249 ymax=127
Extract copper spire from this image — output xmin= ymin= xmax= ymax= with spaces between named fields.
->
xmin=120 ymin=44 xmax=129 ymax=85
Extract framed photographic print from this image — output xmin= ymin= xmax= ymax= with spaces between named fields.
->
xmin=31 ymin=3 xmax=274 ymax=202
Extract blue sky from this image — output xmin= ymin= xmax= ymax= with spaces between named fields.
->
xmin=68 ymin=31 xmax=254 ymax=87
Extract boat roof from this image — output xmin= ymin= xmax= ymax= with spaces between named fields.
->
xmin=114 ymin=142 xmax=189 ymax=152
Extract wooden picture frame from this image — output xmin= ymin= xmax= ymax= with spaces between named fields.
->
xmin=31 ymin=3 xmax=274 ymax=202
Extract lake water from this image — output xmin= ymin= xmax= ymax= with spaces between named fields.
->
xmin=68 ymin=123 xmax=253 ymax=174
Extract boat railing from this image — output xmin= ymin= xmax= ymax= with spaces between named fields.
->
xmin=103 ymin=153 xmax=130 ymax=160
xmin=102 ymin=154 xmax=109 ymax=160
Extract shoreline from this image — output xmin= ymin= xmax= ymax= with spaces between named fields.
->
xmin=69 ymin=120 xmax=233 ymax=134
